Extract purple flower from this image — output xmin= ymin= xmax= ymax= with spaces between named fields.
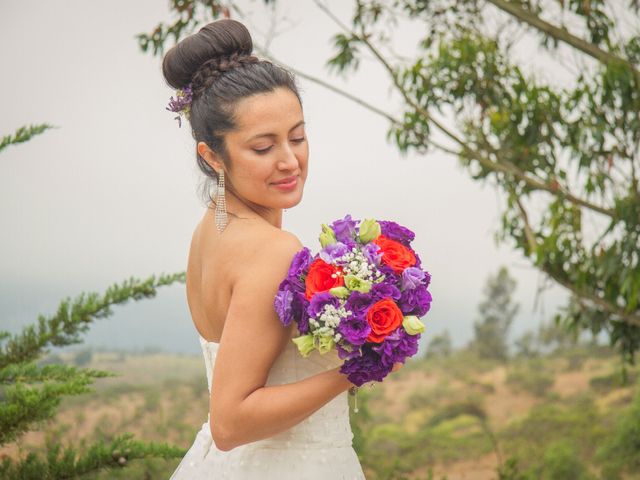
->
xmin=336 ymin=342 xmax=362 ymax=360
xmin=422 ymin=269 xmax=431 ymax=288
xmin=272 ymin=215 xmax=430 ymax=387
xmin=399 ymin=285 xmax=432 ymax=316
xmin=289 ymin=290 xmax=307 ymax=326
xmin=370 ymin=281 xmax=401 ymax=301
xmin=166 ymin=84 xmax=193 ymax=128
xmin=307 ymin=291 xmax=340 ymax=318
xmin=337 ymin=315 xmax=371 ymax=346
xmin=297 ymin=309 xmax=311 ymax=334
xmin=400 ymin=267 xmax=426 ymax=290
xmin=414 ymin=250 xmax=423 ymax=269
xmin=378 ymin=263 xmax=397 ymax=279
xmin=371 ymin=327 xmax=420 ymax=367
xmin=340 ymin=345 xmax=392 ymax=386
xmin=344 ymin=291 xmax=373 ymax=319
xmin=362 ymin=242 xmax=382 ymax=266
xmin=319 ymin=242 xmax=349 ymax=264
xmin=274 ymin=286 xmax=294 ymax=326
xmin=330 ymin=214 xmax=357 ymax=244
xmin=287 ymin=247 xmax=313 ymax=291
xmin=344 ymin=237 xmax=358 ymax=249
xmin=379 ymin=220 xmax=415 ymax=246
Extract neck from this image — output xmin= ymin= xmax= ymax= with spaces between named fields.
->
xmin=217 ymin=188 xmax=284 ymax=229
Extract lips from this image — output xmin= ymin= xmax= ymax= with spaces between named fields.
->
xmin=272 ymin=175 xmax=298 ymax=185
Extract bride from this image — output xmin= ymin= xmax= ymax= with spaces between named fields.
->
xmin=164 ymin=18 xmax=402 ymax=479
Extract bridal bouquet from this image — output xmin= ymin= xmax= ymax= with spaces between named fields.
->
xmin=274 ymin=215 xmax=432 ymax=388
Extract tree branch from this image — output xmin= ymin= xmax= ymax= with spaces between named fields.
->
xmin=225 ymin=1 xmax=459 ymax=155
xmin=486 ymin=0 xmax=640 ymax=83
xmin=228 ymin=0 xmax=616 ymax=218
xmin=511 ymin=187 xmax=640 ymax=327
xmin=473 ymin=130 xmax=616 ymax=217
xmin=344 ymin=0 xmax=616 ymax=218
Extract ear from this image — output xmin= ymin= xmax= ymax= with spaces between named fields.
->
xmin=197 ymin=141 xmax=224 ymax=173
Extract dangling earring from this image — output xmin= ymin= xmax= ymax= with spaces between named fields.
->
xmin=214 ymin=170 xmax=228 ymax=233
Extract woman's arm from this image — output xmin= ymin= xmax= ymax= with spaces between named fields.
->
xmin=208 ymin=227 xmax=356 ymax=452
xmin=216 ymin=366 xmax=354 ymax=451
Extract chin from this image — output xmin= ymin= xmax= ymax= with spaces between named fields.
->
xmin=271 ymin=180 xmax=305 ymax=208
xmin=281 ymin=191 xmax=304 ymax=209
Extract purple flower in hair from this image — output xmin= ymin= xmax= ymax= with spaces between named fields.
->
xmin=166 ymin=84 xmax=193 ymax=128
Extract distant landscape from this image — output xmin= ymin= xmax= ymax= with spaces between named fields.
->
xmin=2 ymin=340 xmax=638 ymax=480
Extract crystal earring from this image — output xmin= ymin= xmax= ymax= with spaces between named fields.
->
xmin=214 ymin=170 xmax=228 ymax=233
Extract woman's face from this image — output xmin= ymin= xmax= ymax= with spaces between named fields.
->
xmin=200 ymin=87 xmax=309 ymax=212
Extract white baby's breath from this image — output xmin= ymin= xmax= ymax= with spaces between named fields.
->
xmin=335 ymin=246 xmax=380 ymax=282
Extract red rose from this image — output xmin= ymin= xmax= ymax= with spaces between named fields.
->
xmin=305 ymin=258 xmax=344 ymax=300
xmin=373 ymin=235 xmax=416 ymax=273
xmin=365 ymin=297 xmax=404 ymax=343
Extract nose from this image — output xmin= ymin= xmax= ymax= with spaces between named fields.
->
xmin=277 ymin=143 xmax=300 ymax=171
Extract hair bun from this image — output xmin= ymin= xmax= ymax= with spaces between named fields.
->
xmin=162 ymin=19 xmax=254 ymax=90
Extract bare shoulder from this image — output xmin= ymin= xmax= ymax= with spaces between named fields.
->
xmin=227 ymin=222 xmax=304 ymax=280
xmin=209 ymin=223 xmax=306 ymax=432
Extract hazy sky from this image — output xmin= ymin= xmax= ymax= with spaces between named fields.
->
xmin=1 ymin=0 xmax=574 ymax=355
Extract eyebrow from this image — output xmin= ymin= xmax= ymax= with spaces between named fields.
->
xmin=246 ymin=120 xmax=306 ymax=142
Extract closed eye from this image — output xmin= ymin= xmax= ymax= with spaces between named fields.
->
xmin=253 ymin=137 xmax=306 ymax=155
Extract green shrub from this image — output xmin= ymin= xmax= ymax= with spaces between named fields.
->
xmin=499 ymin=394 xmax=606 ymax=469
xmin=505 ymin=359 xmax=554 ymax=397
xmin=538 ymin=439 xmax=596 ymax=479
xmin=595 ymin=386 xmax=640 ymax=478
xmin=563 ymin=348 xmax=588 ymax=372
xmin=72 ymin=349 xmax=93 ymax=367
xmin=589 ymin=369 xmax=638 ymax=393
xmin=407 ymin=384 xmax=451 ymax=410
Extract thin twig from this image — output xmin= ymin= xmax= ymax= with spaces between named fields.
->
xmin=511 ymin=186 xmax=640 ymax=327
xmin=487 ymin=0 xmax=640 ymax=84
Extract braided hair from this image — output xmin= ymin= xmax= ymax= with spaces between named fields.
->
xmin=161 ymin=19 xmax=302 ymax=206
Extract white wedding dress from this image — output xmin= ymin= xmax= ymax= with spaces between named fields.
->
xmin=169 ymin=334 xmax=367 ymax=479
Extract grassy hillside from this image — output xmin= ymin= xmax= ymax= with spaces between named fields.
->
xmin=1 ymin=344 xmax=638 ymax=479
xmin=354 ymin=346 xmax=639 ymax=479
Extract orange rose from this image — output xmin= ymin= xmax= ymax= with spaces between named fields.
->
xmin=365 ymin=297 xmax=404 ymax=343
xmin=373 ymin=235 xmax=416 ymax=273
xmin=305 ymin=258 xmax=344 ymax=300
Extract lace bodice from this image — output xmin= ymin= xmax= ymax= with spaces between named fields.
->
xmin=169 ymin=335 xmax=366 ymax=479
xmin=199 ymin=334 xmax=355 ymax=449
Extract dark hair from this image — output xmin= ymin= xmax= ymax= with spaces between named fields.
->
xmin=161 ymin=18 xmax=302 ymax=206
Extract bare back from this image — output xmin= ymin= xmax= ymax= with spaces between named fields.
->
xmin=186 ymin=208 xmax=234 ymax=343
xmin=185 ymin=207 xmax=299 ymax=344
